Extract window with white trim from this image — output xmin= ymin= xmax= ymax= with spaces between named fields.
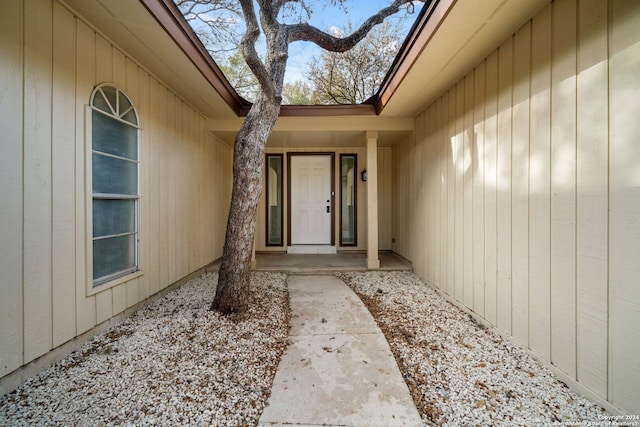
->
xmin=90 ymin=84 xmax=139 ymax=286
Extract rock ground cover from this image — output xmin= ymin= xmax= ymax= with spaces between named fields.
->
xmin=1 ymin=270 xmax=610 ymax=426
xmin=0 ymin=272 xmax=290 ymax=426
xmin=339 ymin=271 xmax=608 ymax=426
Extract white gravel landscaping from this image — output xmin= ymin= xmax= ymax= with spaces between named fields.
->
xmin=1 ymin=269 xmax=610 ymax=426
xmin=0 ymin=272 xmax=290 ymax=427
xmin=339 ymin=271 xmax=608 ymax=426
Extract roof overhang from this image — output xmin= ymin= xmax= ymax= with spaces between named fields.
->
xmin=378 ymin=0 xmax=549 ymax=117
xmin=64 ymin=0 xmax=549 ymax=136
xmin=62 ymin=0 xmax=242 ymax=118
xmin=208 ymin=116 xmax=415 ymax=148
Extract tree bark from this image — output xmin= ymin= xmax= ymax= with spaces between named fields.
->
xmin=211 ymin=93 xmax=281 ymax=314
xmin=210 ymin=0 xmax=423 ymax=315
xmin=211 ymin=0 xmax=288 ymax=315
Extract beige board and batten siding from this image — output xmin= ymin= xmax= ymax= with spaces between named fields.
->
xmin=0 ymin=0 xmax=231 ymax=382
xmin=392 ymin=0 xmax=640 ymax=414
xmin=255 ymin=147 xmax=392 ymax=252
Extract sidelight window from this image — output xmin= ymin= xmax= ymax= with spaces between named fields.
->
xmin=340 ymin=154 xmax=357 ymax=246
xmin=266 ymin=154 xmax=283 ymax=245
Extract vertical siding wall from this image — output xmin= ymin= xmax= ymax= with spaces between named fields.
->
xmin=393 ymin=0 xmax=640 ymax=414
xmin=0 ymin=0 xmax=231 ymax=381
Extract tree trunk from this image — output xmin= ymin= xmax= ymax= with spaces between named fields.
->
xmin=208 ymin=0 xmax=418 ymax=315
xmin=211 ymin=93 xmax=281 ymax=314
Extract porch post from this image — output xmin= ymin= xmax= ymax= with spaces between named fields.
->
xmin=366 ymin=131 xmax=380 ymax=270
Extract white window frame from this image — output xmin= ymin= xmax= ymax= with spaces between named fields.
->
xmin=86 ymin=83 xmax=143 ymax=295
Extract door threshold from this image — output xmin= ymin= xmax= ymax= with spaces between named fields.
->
xmin=287 ymin=245 xmax=337 ymax=254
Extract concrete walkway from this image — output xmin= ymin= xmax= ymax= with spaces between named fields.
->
xmin=258 ymin=275 xmax=422 ymax=427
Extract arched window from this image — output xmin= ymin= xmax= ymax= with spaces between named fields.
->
xmin=90 ymin=84 xmax=139 ymax=286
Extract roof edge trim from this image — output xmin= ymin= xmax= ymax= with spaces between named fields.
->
xmin=138 ymin=0 xmax=250 ymax=115
xmin=376 ymin=0 xmax=456 ymax=114
xmin=278 ymin=104 xmax=376 ymax=117
xmin=140 ymin=0 xmax=431 ymax=118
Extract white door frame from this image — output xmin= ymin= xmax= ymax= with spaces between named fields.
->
xmin=287 ymin=153 xmax=335 ymax=246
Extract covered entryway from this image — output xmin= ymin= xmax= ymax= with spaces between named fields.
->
xmin=288 ymin=154 xmax=334 ymax=253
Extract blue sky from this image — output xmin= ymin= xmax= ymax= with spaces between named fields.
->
xmin=283 ymin=0 xmax=417 ymax=83
xmin=180 ymin=0 xmax=422 ymax=85
xmin=285 ymin=0 xmax=422 ymax=82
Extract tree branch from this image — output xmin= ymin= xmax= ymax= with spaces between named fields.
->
xmin=256 ymin=0 xmax=279 ymax=28
xmin=238 ymin=0 xmax=277 ymax=99
xmin=287 ymin=0 xmax=424 ymax=52
xmin=256 ymin=0 xmax=289 ymax=101
xmin=273 ymin=0 xmax=312 ymax=20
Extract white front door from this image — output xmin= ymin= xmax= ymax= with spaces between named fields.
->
xmin=290 ymin=155 xmax=332 ymax=244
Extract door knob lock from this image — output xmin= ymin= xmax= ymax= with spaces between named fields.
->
xmin=326 ymin=205 xmax=331 ymax=213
